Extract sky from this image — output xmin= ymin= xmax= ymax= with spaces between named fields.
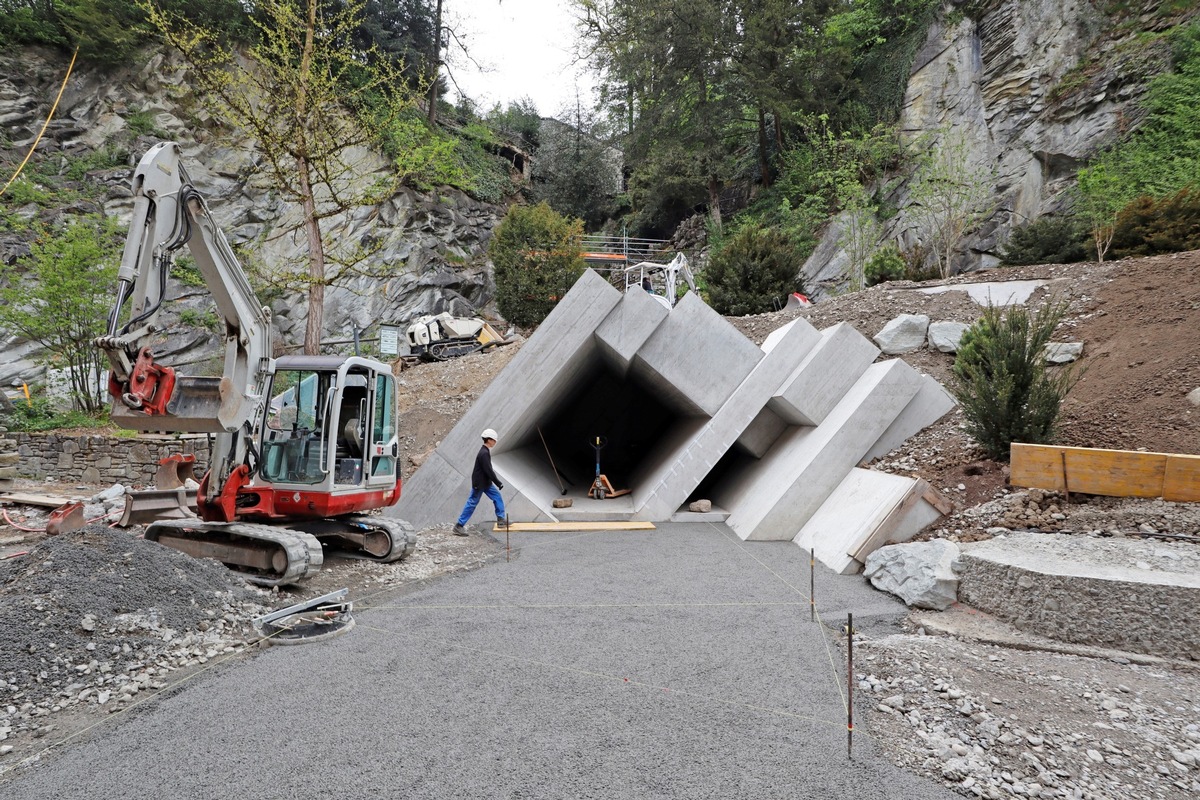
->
xmin=445 ymin=0 xmax=597 ymax=118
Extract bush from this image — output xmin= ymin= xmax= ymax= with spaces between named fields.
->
xmin=489 ymin=202 xmax=585 ymax=327
xmin=1110 ymin=187 xmax=1200 ymax=258
xmin=999 ymin=216 xmax=1089 ymax=265
xmin=864 ymin=245 xmax=905 ymax=285
xmin=1 ymin=395 xmax=105 ymax=432
xmin=704 ymin=223 xmax=805 ymax=315
xmin=951 ymin=300 xmax=1081 ymax=461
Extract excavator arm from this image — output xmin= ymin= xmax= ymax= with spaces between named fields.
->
xmin=96 ymin=142 xmax=275 ymax=499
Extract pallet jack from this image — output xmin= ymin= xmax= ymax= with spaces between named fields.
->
xmin=588 ymin=436 xmax=630 ymax=499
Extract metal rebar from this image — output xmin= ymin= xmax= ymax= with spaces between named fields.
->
xmin=809 ymin=550 xmax=815 ymax=623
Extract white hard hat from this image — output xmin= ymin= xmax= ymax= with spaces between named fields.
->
xmin=481 ymin=428 xmax=498 ymax=441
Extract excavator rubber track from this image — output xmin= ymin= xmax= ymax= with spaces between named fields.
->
xmin=423 ymin=337 xmax=484 ymax=362
xmin=336 ymin=515 xmax=418 ymax=562
xmin=144 ymin=519 xmax=324 ymax=587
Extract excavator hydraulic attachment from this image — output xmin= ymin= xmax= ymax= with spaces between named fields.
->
xmin=119 ymin=454 xmax=199 ymax=527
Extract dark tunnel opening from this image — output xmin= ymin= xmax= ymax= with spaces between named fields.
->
xmin=534 ymin=363 xmax=680 ymax=491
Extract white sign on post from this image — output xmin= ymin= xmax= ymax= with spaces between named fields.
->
xmin=379 ymin=325 xmax=400 ymax=356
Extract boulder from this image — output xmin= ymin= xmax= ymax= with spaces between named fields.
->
xmin=688 ymin=499 xmax=712 ymax=513
xmin=1186 ymin=387 xmax=1200 ymax=408
xmin=863 ymin=539 xmax=962 ymax=611
xmin=1044 ymin=342 xmax=1084 ymax=364
xmin=873 ymin=314 xmax=930 ymax=355
xmin=927 ymin=321 xmax=971 ymax=353
xmin=552 ymin=498 xmax=573 ymax=509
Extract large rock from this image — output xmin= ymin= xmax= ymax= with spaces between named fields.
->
xmin=801 ymin=0 xmax=1162 ymax=287
xmin=1044 ymin=342 xmax=1083 ymax=364
xmin=0 ymin=48 xmax=506 ymax=375
xmin=863 ymin=539 xmax=962 ymax=611
xmin=873 ymin=314 xmax=930 ymax=355
xmin=927 ymin=321 xmax=970 ymax=353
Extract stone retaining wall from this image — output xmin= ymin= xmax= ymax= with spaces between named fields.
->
xmin=0 ymin=432 xmax=211 ymax=487
xmin=957 ymin=549 xmax=1200 ymax=661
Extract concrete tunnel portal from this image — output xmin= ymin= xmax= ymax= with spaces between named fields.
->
xmin=391 ymin=269 xmax=956 ymax=559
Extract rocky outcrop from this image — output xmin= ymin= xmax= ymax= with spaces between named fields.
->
xmin=802 ymin=0 xmax=1184 ymax=296
xmin=0 ymin=47 xmax=506 ymax=386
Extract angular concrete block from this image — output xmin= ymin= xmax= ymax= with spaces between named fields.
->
xmin=724 ymin=359 xmax=926 ymax=541
xmin=735 ymin=408 xmax=788 ymax=459
xmin=768 ymin=322 xmax=879 ymax=427
xmin=632 ymin=317 xmax=821 ymax=520
xmin=863 ymin=373 xmax=956 ymax=463
xmin=595 ymin=288 xmax=670 ymax=377
xmin=631 ymin=292 xmax=763 ymax=417
xmin=794 ymin=469 xmax=938 ymax=574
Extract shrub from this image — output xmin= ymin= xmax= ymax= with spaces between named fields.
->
xmin=1110 ymin=187 xmax=1200 ymax=258
xmin=704 ymin=223 xmax=805 ymax=315
xmin=999 ymin=216 xmax=1089 ymax=265
xmin=864 ymin=245 xmax=905 ymax=285
xmin=489 ymin=202 xmax=585 ymax=327
xmin=951 ymin=300 xmax=1081 ymax=461
xmin=1 ymin=395 xmax=105 ymax=432
xmin=1 ymin=178 xmax=52 ymax=207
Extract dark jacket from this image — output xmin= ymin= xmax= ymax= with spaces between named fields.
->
xmin=472 ymin=444 xmax=502 ymax=490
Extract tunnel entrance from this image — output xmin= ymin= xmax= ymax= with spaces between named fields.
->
xmin=496 ymin=353 xmax=710 ymax=516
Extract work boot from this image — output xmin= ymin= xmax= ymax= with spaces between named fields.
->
xmin=497 ymin=517 xmax=510 ymax=528
xmin=452 ymin=524 xmax=469 ymax=536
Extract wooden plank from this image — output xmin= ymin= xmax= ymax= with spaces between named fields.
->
xmin=0 ymin=492 xmax=76 ymax=508
xmin=1163 ymin=454 xmax=1200 ymax=503
xmin=1010 ymin=443 xmax=1168 ymax=498
xmin=1009 ymin=444 xmax=1068 ymax=492
xmin=493 ymin=521 xmax=655 ymax=532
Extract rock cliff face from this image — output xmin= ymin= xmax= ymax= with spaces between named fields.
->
xmin=0 ymin=47 xmax=505 ymax=389
xmin=802 ymin=0 xmax=1186 ymax=296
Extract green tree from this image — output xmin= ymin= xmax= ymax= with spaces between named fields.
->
xmin=489 ymin=202 xmax=585 ymax=327
xmin=951 ymin=301 xmax=1081 ymax=461
xmin=906 ymin=130 xmax=995 ymax=278
xmin=146 ymin=0 xmax=425 ymax=354
xmin=534 ymin=101 xmax=620 ymax=230
xmin=0 ymin=216 xmax=119 ymax=412
xmin=1075 ymin=156 xmax=1134 ymax=263
xmin=704 ymin=223 xmax=803 ymax=315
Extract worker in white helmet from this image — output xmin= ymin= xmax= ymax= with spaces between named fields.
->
xmin=453 ymin=428 xmax=507 ymax=535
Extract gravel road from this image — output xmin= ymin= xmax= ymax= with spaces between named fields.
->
xmin=0 ymin=522 xmax=958 ymax=799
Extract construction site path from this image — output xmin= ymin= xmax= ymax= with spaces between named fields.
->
xmin=0 ymin=522 xmax=956 ymax=799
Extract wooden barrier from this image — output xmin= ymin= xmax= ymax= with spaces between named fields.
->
xmin=1010 ymin=443 xmax=1199 ymax=502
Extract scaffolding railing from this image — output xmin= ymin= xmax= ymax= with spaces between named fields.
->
xmin=580 ymin=234 xmax=671 ymax=265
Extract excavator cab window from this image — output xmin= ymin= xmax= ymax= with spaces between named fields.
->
xmin=261 ymin=369 xmax=332 ymax=485
xmin=368 ymin=373 xmax=397 ymax=480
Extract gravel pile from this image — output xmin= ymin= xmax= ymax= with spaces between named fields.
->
xmin=858 ymin=635 xmax=1200 ymax=799
xmin=0 ymin=524 xmax=272 ymax=753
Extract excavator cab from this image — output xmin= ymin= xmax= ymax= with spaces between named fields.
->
xmin=259 ymin=355 xmax=398 ymax=495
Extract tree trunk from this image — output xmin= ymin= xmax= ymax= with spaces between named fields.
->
xmin=757 ymin=107 xmax=772 ymax=189
xmin=427 ymin=0 xmax=444 ymax=126
xmin=708 ymin=175 xmax=722 ymax=233
xmin=297 ymin=0 xmax=325 ymax=355
xmin=298 ymin=157 xmax=326 ymax=355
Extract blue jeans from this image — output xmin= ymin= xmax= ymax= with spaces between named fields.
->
xmin=457 ymin=485 xmax=505 ymax=526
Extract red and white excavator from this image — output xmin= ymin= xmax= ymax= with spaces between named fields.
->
xmin=95 ymin=142 xmax=416 ymax=586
